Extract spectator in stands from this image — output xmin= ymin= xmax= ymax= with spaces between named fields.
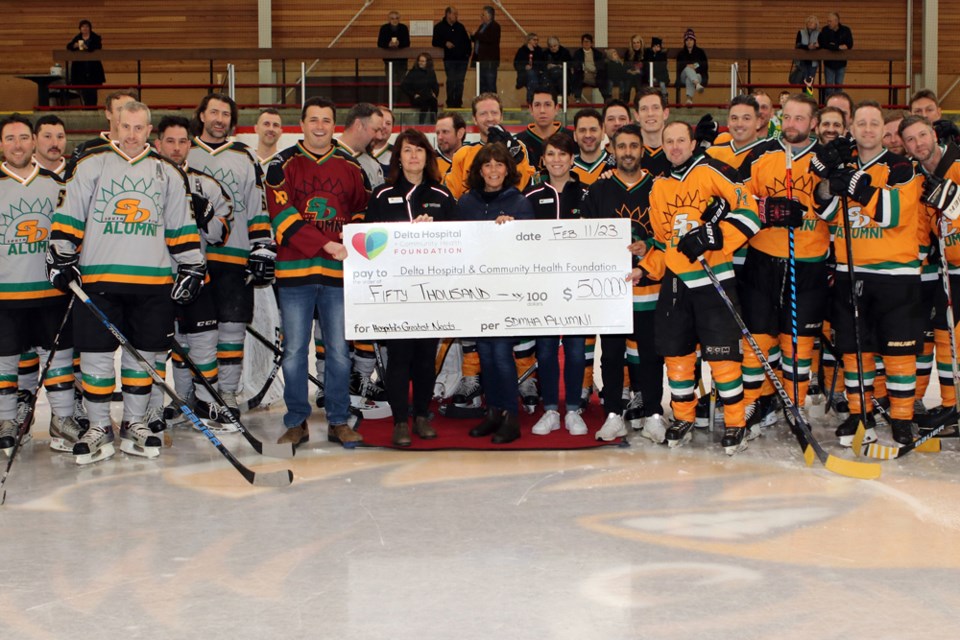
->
xmin=606 ymin=49 xmax=627 ymax=102
xmin=676 ymin=28 xmax=708 ymax=105
xmin=402 ymin=53 xmax=440 ymax=124
xmin=544 ymin=37 xmax=573 ymax=103
xmin=378 ymin=11 xmax=411 ymax=82
xmin=644 ymin=37 xmax=670 ymax=99
xmin=432 ymin=7 xmax=472 ymax=109
xmin=572 ymin=34 xmax=611 ymax=104
xmin=513 ymin=33 xmax=547 ymax=104
xmin=816 ymin=105 xmax=846 ymax=144
xmin=454 ymin=142 xmax=534 ymax=445
xmin=621 ymin=35 xmax=646 ymax=104
xmin=817 ymin=12 xmax=853 ymax=96
xmin=883 ymin=111 xmax=906 ymax=155
xmin=792 ymin=15 xmax=820 ymax=84
xmin=254 ymin=108 xmax=282 ymax=168
xmin=66 ymin=19 xmax=105 ymax=107
xmin=472 ymin=6 xmax=502 ymax=94
xmin=33 ymin=115 xmax=67 ymax=175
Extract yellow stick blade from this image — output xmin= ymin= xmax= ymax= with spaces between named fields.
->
xmin=823 ymin=454 xmax=882 ymax=480
xmin=851 ymin=421 xmax=866 ymax=457
xmin=914 ymin=438 xmax=942 ymax=453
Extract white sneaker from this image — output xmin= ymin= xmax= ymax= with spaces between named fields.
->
xmin=596 ymin=413 xmax=627 ymax=441
xmin=638 ymin=414 xmax=667 ymax=444
xmin=531 ymin=410 xmax=560 ymax=435
xmin=564 ymin=410 xmax=588 ymax=436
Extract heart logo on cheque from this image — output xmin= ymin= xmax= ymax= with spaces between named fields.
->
xmin=351 ymin=229 xmax=389 ymax=260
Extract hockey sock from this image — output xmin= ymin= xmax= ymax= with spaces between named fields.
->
xmin=873 ymin=354 xmax=887 ymax=400
xmin=934 ymin=328 xmax=956 ymax=408
xmin=17 ymin=351 xmax=40 ymax=396
xmin=842 ymin=352 xmax=876 ymax=417
xmin=884 ymin=354 xmax=916 ymax=420
xmin=81 ymin=351 xmax=116 ymax=427
xmin=741 ymin=333 xmax=778 ymax=406
xmin=352 ymin=340 xmax=376 ymax=377
xmin=513 ymin=339 xmax=536 ymax=381
xmin=710 ymin=360 xmax=745 ymax=427
xmin=187 ymin=328 xmax=218 ymax=403
xmin=665 ymin=354 xmax=697 ymax=422
xmin=915 ymin=335 xmax=934 ymax=402
xmin=217 ymin=321 xmax=245 ymax=394
xmin=779 ymin=334 xmax=814 ymax=406
xmin=120 ymin=349 xmax=157 ymax=423
xmin=147 ymin=356 xmax=167 ymax=411
xmin=810 ymin=335 xmax=822 ymax=382
xmin=0 ymin=355 xmax=19 ymax=420
xmin=625 ymin=338 xmax=638 ymax=390
xmin=313 ymin=318 xmax=326 ymax=379
xmin=44 ymin=348 xmax=76 ymax=418
xmin=461 ymin=340 xmax=480 ymax=377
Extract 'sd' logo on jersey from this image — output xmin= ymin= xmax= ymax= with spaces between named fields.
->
xmin=0 ymin=198 xmax=55 ymax=256
xmin=113 ymin=198 xmax=151 ymax=224
xmin=95 ymin=176 xmax=160 ymax=238
xmin=15 ymin=220 xmax=48 ymax=243
xmin=304 ymin=197 xmax=337 ymax=222
xmin=663 ymin=190 xmax=706 ymax=245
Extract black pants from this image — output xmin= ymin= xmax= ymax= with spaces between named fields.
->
xmin=384 ymin=338 xmax=438 ymax=421
xmin=600 ymin=309 xmax=663 ymax=416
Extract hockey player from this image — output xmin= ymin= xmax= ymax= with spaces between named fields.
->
xmin=581 ymin=124 xmax=663 ymax=441
xmin=900 ymin=115 xmax=960 ymax=434
xmin=572 ymin=108 xmax=610 ymax=184
xmin=336 ymin=103 xmax=384 ymax=189
xmin=736 ymin=93 xmax=830 ymax=425
xmin=69 ymin=89 xmax=138 ymax=166
xmin=816 ymin=106 xmax=847 ymax=145
xmin=33 ymin=115 xmax=67 ymax=176
xmin=49 ymin=101 xmax=205 ymax=463
xmin=635 ymin=88 xmax=672 ymax=177
xmin=151 ymin=115 xmax=233 ymax=431
xmin=265 ymin=97 xmax=369 ymax=449
xmin=0 ymin=114 xmax=79 ymax=455
xmin=516 ymin=89 xmax=574 ymax=169
xmin=635 ymin=120 xmax=761 ymax=453
xmin=814 ymin=101 xmax=923 ymax=445
xmin=188 ymin=93 xmax=274 ymax=422
xmin=434 ymin=111 xmax=466 ymax=176
xmin=254 ymin=108 xmax=283 ymax=169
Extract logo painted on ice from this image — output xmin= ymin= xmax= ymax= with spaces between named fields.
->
xmin=351 ymin=229 xmax=388 ymax=260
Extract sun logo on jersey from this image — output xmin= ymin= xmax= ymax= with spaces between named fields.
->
xmin=766 ymin=174 xmax=814 ymax=201
xmin=615 ymin=203 xmax=653 ymax=239
xmin=94 ymin=176 xmax=161 ymax=237
xmin=0 ymin=198 xmax=55 ymax=253
xmin=205 ymin=168 xmax=244 ymax=214
xmin=662 ymin=190 xmax=706 ymax=245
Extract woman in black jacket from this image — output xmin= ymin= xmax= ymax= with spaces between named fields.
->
xmin=675 ymin=28 xmax=708 ymax=105
xmin=366 ymin=129 xmax=457 ymax=446
xmin=66 ymin=19 xmax=105 ymax=107
xmin=455 ymin=143 xmax=534 ymax=444
xmin=401 ymin=53 xmax=440 ymax=125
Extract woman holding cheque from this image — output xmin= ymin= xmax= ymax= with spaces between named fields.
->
xmin=454 ymin=143 xmax=534 ymax=444
xmin=522 ymin=134 xmax=591 ymax=436
xmin=365 ymin=130 xmax=457 ymax=446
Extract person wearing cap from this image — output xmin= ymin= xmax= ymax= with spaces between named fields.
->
xmin=675 ymin=28 xmax=708 ymax=105
xmin=644 ymin=37 xmax=670 ymax=99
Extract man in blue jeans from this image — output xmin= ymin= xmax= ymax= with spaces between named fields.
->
xmin=264 ymin=97 xmax=369 ymax=448
xmin=817 ymin=12 xmax=853 ymax=97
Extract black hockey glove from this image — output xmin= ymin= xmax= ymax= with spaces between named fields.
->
xmin=923 ymin=174 xmax=960 ymax=221
xmin=933 ymin=119 xmax=960 ymax=146
xmin=702 ymin=196 xmax=729 ymax=224
xmin=486 ymin=125 xmax=525 ymax=162
xmin=759 ymin=196 xmax=805 ymax=228
xmin=245 ymin=242 xmax=277 ymax=286
xmin=46 ymin=245 xmax=82 ymax=293
xmin=694 ymin=114 xmax=719 ymax=148
xmin=810 ymin=137 xmax=854 ymax=178
xmin=829 ymin=168 xmax=874 ymax=205
xmin=676 ymin=222 xmax=723 ymax=263
xmin=171 ymin=263 xmax=205 ymax=305
xmin=190 ymin=193 xmax=215 ymax=234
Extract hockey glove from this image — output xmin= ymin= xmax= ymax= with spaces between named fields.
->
xmin=810 ymin=137 xmax=854 ymax=178
xmin=46 ymin=245 xmax=82 ymax=293
xmin=702 ymin=196 xmax=730 ymax=224
xmin=486 ymin=125 xmax=525 ymax=162
xmin=933 ymin=119 xmax=960 ymax=146
xmin=190 ymin=193 xmax=215 ymax=234
xmin=923 ymin=174 xmax=960 ymax=221
xmin=829 ymin=168 xmax=875 ymax=205
xmin=676 ymin=222 xmax=723 ymax=263
xmin=171 ymin=263 xmax=205 ymax=305
xmin=694 ymin=114 xmax=719 ymax=148
xmin=245 ymin=242 xmax=277 ymax=286
xmin=759 ymin=196 xmax=805 ymax=228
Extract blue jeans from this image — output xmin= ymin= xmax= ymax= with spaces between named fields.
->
xmin=479 ymin=61 xmax=498 ymax=94
xmin=444 ymin=60 xmax=468 ymax=107
xmin=278 ymin=284 xmax=351 ymax=427
xmin=535 ymin=336 xmax=587 ymax=411
xmin=476 ymin=337 xmax=518 ymax=414
xmin=824 ymin=66 xmax=846 ymax=96
xmin=680 ymin=66 xmax=702 ymax=98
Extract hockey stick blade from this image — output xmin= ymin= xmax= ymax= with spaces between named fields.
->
xmin=860 ymin=421 xmax=950 ymax=460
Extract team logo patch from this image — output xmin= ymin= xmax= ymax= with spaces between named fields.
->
xmin=351 ymin=228 xmax=388 ymax=260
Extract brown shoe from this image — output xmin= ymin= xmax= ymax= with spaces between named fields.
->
xmin=328 ymin=423 xmax=363 ymax=448
xmin=413 ymin=416 xmax=437 ymax=439
xmin=277 ymin=422 xmax=309 ymax=448
xmin=392 ymin=421 xmax=412 ymax=447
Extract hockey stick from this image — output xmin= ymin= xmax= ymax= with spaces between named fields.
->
xmin=246 ymin=325 xmax=323 ymax=389
xmin=169 ymin=340 xmax=294 ymax=458
xmin=68 ymin=283 xmax=292 ymax=487
xmin=245 ymin=325 xmax=283 ymax=410
xmin=784 ymin=144 xmax=802 ymax=409
xmin=0 ymin=296 xmax=74 ymax=505
xmin=698 ymin=258 xmax=881 ymax=479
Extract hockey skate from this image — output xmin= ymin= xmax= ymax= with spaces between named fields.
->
xmin=638 ymin=414 xmax=668 ymax=444
xmin=0 ymin=419 xmax=19 ymax=457
xmin=518 ymin=377 xmax=539 ymax=414
xmin=49 ymin=415 xmax=84 ymax=453
xmin=745 ymin=394 xmax=778 ymax=429
xmin=596 ymin=413 xmax=627 ymax=441
xmin=835 ymin=413 xmax=877 ymax=447
xmin=623 ymin=391 xmax=644 ymax=430
xmin=193 ymin=399 xmax=240 ymax=433
xmin=349 ymin=372 xmax=391 ymax=419
xmin=721 ymin=426 xmax=748 ymax=455
xmin=15 ymin=389 xmax=36 ymax=437
xmin=73 ymin=423 xmax=115 ymax=465
xmin=314 ymin=384 xmax=325 ymax=409
xmin=872 ymin=396 xmax=891 ymax=426
xmin=694 ymin=395 xmax=710 ymax=428
xmin=119 ymin=420 xmax=161 ymax=459
xmin=145 ymin=406 xmax=166 ymax=434
xmin=440 ymin=375 xmax=485 ymax=419
xmin=826 ymin=391 xmax=850 ymax=419
xmin=890 ymin=419 xmax=916 ymax=446
xmin=665 ymin=419 xmax=695 ymax=448
xmin=74 ymin=388 xmax=90 ymax=431
xmin=162 ymin=400 xmax=192 ymax=428
xmin=579 ymin=385 xmax=593 ymax=412
xmin=807 ymin=372 xmax=822 ymax=403
xmin=916 ymin=405 xmax=958 ymax=436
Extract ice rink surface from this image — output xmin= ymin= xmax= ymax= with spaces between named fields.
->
xmin=2 ymin=393 xmax=959 ymax=640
